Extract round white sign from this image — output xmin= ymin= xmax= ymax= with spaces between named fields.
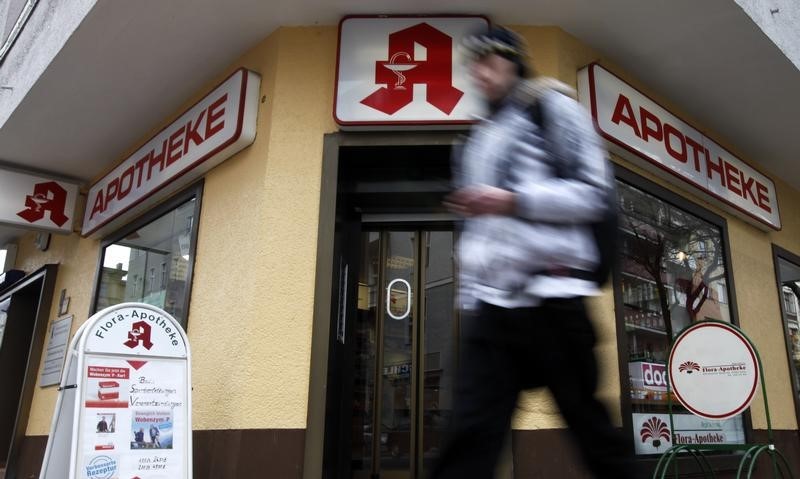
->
xmin=669 ymin=321 xmax=759 ymax=420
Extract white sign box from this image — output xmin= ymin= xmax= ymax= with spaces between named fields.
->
xmin=577 ymin=63 xmax=781 ymax=230
xmin=82 ymin=68 xmax=261 ymax=237
xmin=40 ymin=315 xmax=74 ymax=387
xmin=335 ymin=16 xmax=488 ymax=128
xmin=0 ymin=167 xmax=80 ymax=233
xmin=669 ymin=321 xmax=759 ymax=420
xmin=40 ymin=303 xmax=192 ymax=479
xmin=632 ymin=413 xmax=745 ymax=455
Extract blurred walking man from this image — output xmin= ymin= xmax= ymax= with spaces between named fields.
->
xmin=432 ymin=27 xmax=636 ymax=479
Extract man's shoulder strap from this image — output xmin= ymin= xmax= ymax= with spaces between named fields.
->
xmin=512 ymin=77 xmax=577 ymax=105
xmin=515 ymin=78 xmax=578 ymax=178
xmin=527 ymin=99 xmax=545 ymax=132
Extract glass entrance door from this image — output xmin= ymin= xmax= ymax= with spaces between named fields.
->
xmin=350 ymin=229 xmax=457 ymax=479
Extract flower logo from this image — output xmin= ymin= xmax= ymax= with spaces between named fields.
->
xmin=640 ymin=416 xmax=671 ymax=449
xmin=679 ymin=361 xmax=701 ymax=374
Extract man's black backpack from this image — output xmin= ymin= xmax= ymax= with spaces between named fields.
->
xmin=528 ymin=98 xmax=619 ymax=287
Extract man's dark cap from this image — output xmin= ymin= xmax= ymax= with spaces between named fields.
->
xmin=463 ymin=26 xmax=530 ymax=76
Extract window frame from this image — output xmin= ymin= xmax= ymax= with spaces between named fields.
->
xmin=90 ymin=181 xmax=204 ymax=328
xmin=611 ymin=165 xmax=751 ymax=468
xmin=771 ymin=244 xmax=800 ymax=425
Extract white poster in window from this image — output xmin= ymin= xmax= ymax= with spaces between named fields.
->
xmin=669 ymin=321 xmax=759 ymax=420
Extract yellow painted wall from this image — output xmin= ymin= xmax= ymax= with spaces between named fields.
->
xmin=14 ymin=24 xmax=800 ymax=440
xmin=19 ymin=26 xmax=338 ymax=435
xmin=187 ymin=26 xmax=338 ymax=430
xmin=16 ymin=231 xmax=101 ymax=434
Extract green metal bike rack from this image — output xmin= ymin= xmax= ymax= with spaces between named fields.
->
xmin=651 ymin=320 xmax=795 ymax=479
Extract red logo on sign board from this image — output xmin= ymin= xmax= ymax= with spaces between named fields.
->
xmin=361 ymin=22 xmax=464 ymax=115
xmin=16 ymin=181 xmax=70 ymax=227
xmin=640 ymin=416 xmax=670 ymax=449
xmin=123 ymin=321 xmax=154 ymax=350
xmin=679 ymin=361 xmax=701 ymax=374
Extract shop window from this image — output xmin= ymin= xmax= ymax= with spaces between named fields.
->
xmin=614 ymin=177 xmax=745 ymax=455
xmin=94 ymin=184 xmax=202 ymax=328
xmin=773 ymin=248 xmax=800 ymax=424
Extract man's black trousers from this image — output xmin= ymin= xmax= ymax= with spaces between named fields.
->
xmin=430 ymin=298 xmax=637 ymax=478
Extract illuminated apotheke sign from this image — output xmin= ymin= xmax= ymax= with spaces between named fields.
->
xmin=82 ymin=68 xmax=261 ymax=237
xmin=335 ymin=16 xmax=488 ymax=127
xmin=577 ymin=63 xmax=781 ymax=231
xmin=0 ymin=168 xmax=79 ymax=234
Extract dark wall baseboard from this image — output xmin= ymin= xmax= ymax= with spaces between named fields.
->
xmin=193 ymin=428 xmax=305 ymax=479
xmin=11 ymin=429 xmax=305 ymax=479
xmin=11 ymin=428 xmax=800 ymax=478
xmin=9 ymin=435 xmax=46 ymax=479
xmin=512 ymin=428 xmax=800 ymax=479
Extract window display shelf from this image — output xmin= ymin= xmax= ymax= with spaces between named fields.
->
xmin=630 ymin=398 xmax=673 ymax=408
xmin=630 ymin=391 xmax=677 ymax=407
xmin=625 ymin=322 xmax=667 ymax=336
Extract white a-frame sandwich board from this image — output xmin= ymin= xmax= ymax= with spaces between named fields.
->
xmin=41 ymin=303 xmax=192 ymax=479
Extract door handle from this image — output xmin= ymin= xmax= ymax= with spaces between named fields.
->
xmin=386 ymin=278 xmax=411 ymax=320
xmin=336 ymin=260 xmax=349 ymax=344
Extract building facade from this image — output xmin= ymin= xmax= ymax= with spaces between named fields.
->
xmin=1 ymin=2 xmax=800 ymax=479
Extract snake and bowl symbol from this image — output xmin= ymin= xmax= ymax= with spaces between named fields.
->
xmin=383 ymin=52 xmax=418 ymax=90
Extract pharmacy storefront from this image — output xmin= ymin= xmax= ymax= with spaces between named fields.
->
xmin=4 ymin=15 xmax=800 ymax=479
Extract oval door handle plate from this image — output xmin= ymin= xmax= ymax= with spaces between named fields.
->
xmin=386 ymin=278 xmax=412 ymax=320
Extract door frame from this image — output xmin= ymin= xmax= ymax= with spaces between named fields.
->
xmin=304 ymin=132 xmax=461 ymax=479
xmin=772 ymin=244 xmax=800 ymax=425
xmin=0 ymin=264 xmax=58 ymax=479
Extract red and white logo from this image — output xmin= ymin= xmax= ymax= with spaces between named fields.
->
xmin=16 ymin=181 xmax=70 ymax=227
xmin=642 ymin=362 xmax=669 ymax=390
xmin=640 ymin=416 xmax=671 ymax=450
xmin=679 ymin=361 xmax=701 ymax=374
xmin=123 ymin=321 xmax=154 ymax=350
xmin=361 ymin=23 xmax=463 ymax=115
xmin=335 ymin=16 xmax=487 ymax=126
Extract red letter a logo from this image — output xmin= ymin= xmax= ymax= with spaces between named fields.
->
xmin=361 ymin=23 xmax=464 ymax=115
xmin=124 ymin=321 xmax=154 ymax=350
xmin=16 ymin=181 xmax=70 ymax=227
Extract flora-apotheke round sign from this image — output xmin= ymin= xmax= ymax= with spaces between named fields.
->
xmin=669 ymin=321 xmax=759 ymax=420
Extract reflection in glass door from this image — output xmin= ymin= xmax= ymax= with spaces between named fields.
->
xmin=350 ymin=229 xmax=456 ymax=479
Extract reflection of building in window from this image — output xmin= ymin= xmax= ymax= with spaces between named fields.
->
xmin=97 ymin=263 xmax=128 ymax=310
xmin=615 ymin=179 xmax=743 ymax=454
xmin=783 ymin=287 xmax=800 ymax=364
xmin=95 ymin=197 xmax=197 ymax=326
xmin=171 ymin=254 xmax=188 ymax=280
xmin=784 ymin=287 xmax=798 ymax=318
